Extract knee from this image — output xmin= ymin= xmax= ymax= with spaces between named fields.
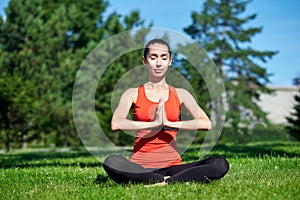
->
xmin=104 ymin=155 xmax=118 ymax=165
xmin=102 ymin=155 xmax=129 ymax=184
xmin=103 ymin=155 xmax=124 ymax=168
xmin=218 ymin=157 xmax=230 ymax=177
xmin=212 ymin=157 xmax=230 ymax=178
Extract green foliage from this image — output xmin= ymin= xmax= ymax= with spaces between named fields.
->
xmin=184 ymin=0 xmax=278 ymax=143
xmin=0 ymin=76 xmax=39 ymax=151
xmin=286 ymin=88 xmax=300 ymax=141
xmin=0 ymin=0 xmax=148 ymax=150
xmin=221 ymin=124 xmax=290 ymax=144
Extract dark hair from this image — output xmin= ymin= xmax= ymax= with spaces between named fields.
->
xmin=143 ymin=39 xmax=171 ymax=58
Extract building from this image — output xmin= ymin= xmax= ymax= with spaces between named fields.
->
xmin=257 ymin=86 xmax=299 ymax=124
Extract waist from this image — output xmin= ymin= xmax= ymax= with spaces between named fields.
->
xmin=130 ymin=147 xmax=182 ymax=168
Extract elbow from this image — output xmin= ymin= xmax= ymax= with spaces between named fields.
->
xmin=198 ymin=119 xmax=212 ymax=130
xmin=206 ymin=121 xmax=212 ymax=130
xmin=111 ymin=125 xmax=118 ymax=131
xmin=111 ymin=118 xmax=119 ymax=131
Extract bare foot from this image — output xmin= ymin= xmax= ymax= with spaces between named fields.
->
xmin=144 ymin=176 xmax=170 ymax=187
xmin=144 ymin=181 xmax=167 ymax=187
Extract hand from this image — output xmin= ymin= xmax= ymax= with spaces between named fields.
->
xmin=153 ymin=98 xmax=165 ymax=128
xmin=161 ymin=101 xmax=169 ymax=126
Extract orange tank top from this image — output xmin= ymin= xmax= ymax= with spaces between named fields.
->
xmin=129 ymin=84 xmax=182 ymax=168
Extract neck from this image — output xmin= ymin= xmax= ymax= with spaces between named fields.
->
xmin=148 ymin=76 xmax=167 ymax=85
xmin=146 ymin=78 xmax=168 ymax=91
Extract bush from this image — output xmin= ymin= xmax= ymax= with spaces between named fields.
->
xmin=220 ymin=124 xmax=290 ymax=144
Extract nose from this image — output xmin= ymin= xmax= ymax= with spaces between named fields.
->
xmin=156 ymin=58 xmax=162 ymax=67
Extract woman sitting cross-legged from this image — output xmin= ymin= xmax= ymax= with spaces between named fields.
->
xmin=103 ymin=39 xmax=229 ymax=185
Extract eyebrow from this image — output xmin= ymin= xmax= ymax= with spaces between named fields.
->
xmin=149 ymin=53 xmax=169 ymax=57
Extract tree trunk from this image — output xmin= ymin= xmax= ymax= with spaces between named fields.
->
xmin=64 ymin=132 xmax=68 ymax=147
xmin=22 ymin=131 xmax=28 ymax=149
xmin=5 ymin=140 xmax=10 ymax=152
xmin=40 ymin=132 xmax=45 ymax=146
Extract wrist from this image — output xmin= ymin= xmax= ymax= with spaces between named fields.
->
xmin=152 ymin=120 xmax=163 ymax=128
xmin=164 ymin=120 xmax=175 ymax=128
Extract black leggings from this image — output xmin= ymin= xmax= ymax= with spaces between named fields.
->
xmin=103 ymin=155 xmax=229 ymax=184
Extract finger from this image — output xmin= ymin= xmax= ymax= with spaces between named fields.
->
xmin=159 ymin=98 xmax=165 ymax=108
xmin=156 ymin=103 xmax=162 ymax=113
xmin=159 ymin=104 xmax=164 ymax=114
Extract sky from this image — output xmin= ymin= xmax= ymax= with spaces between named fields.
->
xmin=1 ymin=0 xmax=299 ymax=86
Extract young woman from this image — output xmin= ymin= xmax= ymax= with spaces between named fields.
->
xmin=103 ymin=39 xmax=229 ymax=185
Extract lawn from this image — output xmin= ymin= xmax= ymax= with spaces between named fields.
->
xmin=0 ymin=141 xmax=299 ymax=200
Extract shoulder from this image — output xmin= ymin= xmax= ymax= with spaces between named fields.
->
xmin=174 ymin=87 xmax=192 ymax=96
xmin=120 ymin=87 xmax=139 ymax=104
xmin=174 ymin=88 xmax=193 ymax=104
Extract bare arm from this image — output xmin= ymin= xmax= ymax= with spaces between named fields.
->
xmin=111 ymin=88 xmax=162 ymax=131
xmin=163 ymin=88 xmax=212 ymax=130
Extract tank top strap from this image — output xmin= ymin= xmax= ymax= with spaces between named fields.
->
xmin=168 ymin=85 xmax=180 ymax=104
xmin=136 ymin=85 xmax=147 ymax=104
xmin=137 ymin=85 xmax=144 ymax=96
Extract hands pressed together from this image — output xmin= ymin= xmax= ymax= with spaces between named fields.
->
xmin=153 ymin=98 xmax=170 ymax=129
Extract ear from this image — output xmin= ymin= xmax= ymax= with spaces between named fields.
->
xmin=142 ymin=56 xmax=148 ymax=65
xmin=168 ymin=57 xmax=173 ymax=66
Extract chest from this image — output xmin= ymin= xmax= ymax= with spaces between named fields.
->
xmin=133 ymin=86 xmax=180 ymax=122
xmin=144 ymin=89 xmax=169 ymax=103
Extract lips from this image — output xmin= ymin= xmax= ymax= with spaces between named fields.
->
xmin=154 ymin=69 xmax=163 ymax=73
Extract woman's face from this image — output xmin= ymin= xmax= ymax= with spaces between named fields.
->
xmin=143 ymin=43 xmax=172 ymax=79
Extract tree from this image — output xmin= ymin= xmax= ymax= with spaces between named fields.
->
xmin=0 ymin=0 xmax=148 ymax=150
xmin=0 ymin=76 xmax=39 ymax=151
xmin=184 ymin=0 xmax=277 ymax=143
xmin=94 ymin=19 xmax=150 ymax=145
xmin=286 ymin=77 xmax=300 ymax=141
xmin=293 ymin=77 xmax=300 ymax=86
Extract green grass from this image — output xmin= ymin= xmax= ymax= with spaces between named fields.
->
xmin=0 ymin=142 xmax=299 ymax=200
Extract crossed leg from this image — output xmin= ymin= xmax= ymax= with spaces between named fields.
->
xmin=103 ymin=155 xmax=164 ymax=184
xmin=103 ymin=155 xmax=229 ymax=184
xmin=155 ymin=157 xmax=230 ymax=183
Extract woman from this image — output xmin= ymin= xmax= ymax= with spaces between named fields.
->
xmin=103 ymin=39 xmax=229 ymax=185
